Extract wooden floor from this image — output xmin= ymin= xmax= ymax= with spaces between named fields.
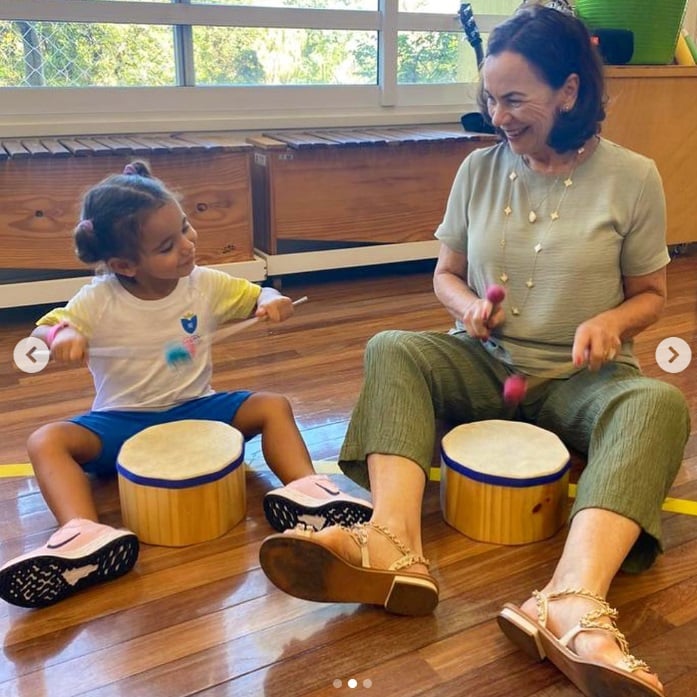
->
xmin=1 ymin=253 xmax=696 ymax=697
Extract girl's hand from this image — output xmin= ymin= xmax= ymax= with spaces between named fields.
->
xmin=255 ymin=289 xmax=294 ymax=323
xmin=50 ymin=327 xmax=89 ymax=363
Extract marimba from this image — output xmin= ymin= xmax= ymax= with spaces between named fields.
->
xmin=0 ymin=133 xmax=256 ymax=273
xmin=248 ymin=125 xmax=498 ymax=275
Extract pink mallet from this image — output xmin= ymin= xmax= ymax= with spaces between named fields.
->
xmin=503 ymin=374 xmax=527 ymax=406
xmin=486 ymin=283 xmax=506 ymax=305
xmin=485 ymin=285 xmax=525 ymax=404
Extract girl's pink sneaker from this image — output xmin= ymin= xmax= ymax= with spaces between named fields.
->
xmin=0 ymin=518 xmax=138 ymax=608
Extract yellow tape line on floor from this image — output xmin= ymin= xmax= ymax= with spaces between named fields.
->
xmin=4 ymin=462 xmax=697 ymax=517
xmin=567 ymin=483 xmax=697 ymax=517
xmin=1 ymin=464 xmax=35 ymax=478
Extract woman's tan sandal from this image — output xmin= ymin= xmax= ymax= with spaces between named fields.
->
xmin=497 ymin=588 xmax=663 ymax=697
xmin=259 ymin=522 xmax=439 ymax=616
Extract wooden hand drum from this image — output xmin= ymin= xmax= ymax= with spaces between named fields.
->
xmin=117 ymin=420 xmax=246 ymax=547
xmin=440 ymin=420 xmax=570 ymax=545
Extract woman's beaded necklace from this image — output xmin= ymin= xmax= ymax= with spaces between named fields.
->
xmin=498 ymin=146 xmax=584 ymax=316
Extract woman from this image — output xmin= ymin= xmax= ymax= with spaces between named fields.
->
xmin=259 ymin=5 xmax=690 ymax=696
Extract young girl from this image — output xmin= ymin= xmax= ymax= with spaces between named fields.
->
xmin=0 ymin=161 xmax=371 ymax=609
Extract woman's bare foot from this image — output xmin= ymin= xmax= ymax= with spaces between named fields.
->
xmin=520 ymin=590 xmax=663 ymax=693
xmin=285 ymin=520 xmax=430 ymax=575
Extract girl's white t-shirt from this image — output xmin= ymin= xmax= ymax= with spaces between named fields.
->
xmin=38 ymin=266 xmax=261 ymax=411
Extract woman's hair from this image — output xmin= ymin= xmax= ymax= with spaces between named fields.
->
xmin=73 ymin=160 xmax=176 ymax=267
xmin=477 ymin=4 xmax=606 ymax=152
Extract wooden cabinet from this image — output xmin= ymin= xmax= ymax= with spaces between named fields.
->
xmin=603 ymin=66 xmax=697 ymax=245
xmin=248 ymin=126 xmax=497 ymax=276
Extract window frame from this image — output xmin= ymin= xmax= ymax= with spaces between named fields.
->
xmin=0 ymin=0 xmax=509 ymax=136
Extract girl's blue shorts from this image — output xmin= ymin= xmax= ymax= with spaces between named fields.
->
xmin=70 ymin=391 xmax=252 ymax=475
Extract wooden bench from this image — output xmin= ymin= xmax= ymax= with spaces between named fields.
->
xmin=0 ymin=133 xmax=263 ymax=308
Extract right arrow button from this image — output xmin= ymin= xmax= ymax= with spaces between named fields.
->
xmin=656 ymin=337 xmax=692 ymax=374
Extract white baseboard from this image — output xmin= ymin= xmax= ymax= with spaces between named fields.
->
xmin=257 ymin=241 xmax=440 ymax=277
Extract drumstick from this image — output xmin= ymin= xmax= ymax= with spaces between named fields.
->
xmin=32 ymin=296 xmax=309 ymax=364
xmin=483 ymin=284 xmax=611 ymax=406
xmin=209 ymin=295 xmax=308 ymax=345
xmin=503 ymin=373 xmax=527 ymax=405
xmin=483 ymin=284 xmax=528 ymax=405
xmin=485 ymin=284 xmax=506 ymax=306
xmin=165 ymin=295 xmax=308 ymax=367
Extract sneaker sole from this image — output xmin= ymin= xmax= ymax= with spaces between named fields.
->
xmin=0 ymin=533 xmax=139 ymax=609
xmin=263 ymin=494 xmax=373 ymax=532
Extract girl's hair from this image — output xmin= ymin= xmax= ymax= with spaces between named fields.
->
xmin=73 ymin=160 xmax=176 ymax=266
xmin=477 ymin=4 xmax=606 ymax=152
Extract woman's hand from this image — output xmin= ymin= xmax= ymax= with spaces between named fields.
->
xmin=462 ymin=296 xmax=506 ymax=341
xmin=434 ymin=244 xmax=506 ymax=340
xmin=572 ymin=269 xmax=667 ymax=371
xmin=572 ymin=317 xmax=621 ymax=371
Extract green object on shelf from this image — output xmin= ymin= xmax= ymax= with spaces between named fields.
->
xmin=685 ymin=31 xmax=697 ymax=63
xmin=575 ymin=0 xmax=688 ymax=65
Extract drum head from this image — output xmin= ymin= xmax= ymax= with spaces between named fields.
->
xmin=117 ymin=419 xmax=244 ymax=483
xmin=441 ymin=420 xmax=569 ymax=484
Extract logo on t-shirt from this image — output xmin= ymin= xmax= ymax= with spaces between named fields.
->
xmin=181 ymin=313 xmax=198 ymax=334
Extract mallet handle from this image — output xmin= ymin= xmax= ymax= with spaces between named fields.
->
xmin=210 ymin=295 xmax=308 ymax=344
xmin=31 ymin=296 xmax=309 ymax=361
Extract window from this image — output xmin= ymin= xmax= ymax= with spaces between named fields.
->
xmin=0 ymin=1 xmax=520 ymax=135
xmin=1 ymin=21 xmax=176 ymax=87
